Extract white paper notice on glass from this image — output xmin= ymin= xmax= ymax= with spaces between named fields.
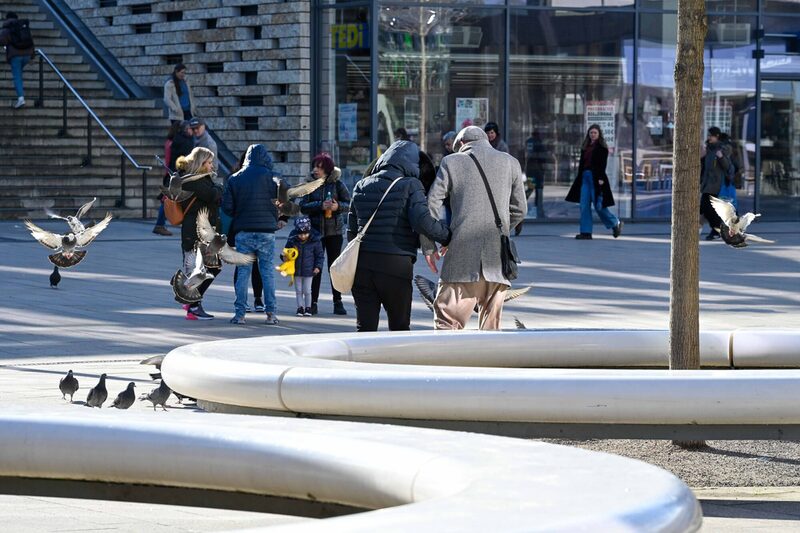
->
xmin=455 ymin=98 xmax=489 ymax=131
xmin=585 ymin=101 xmax=616 ymax=151
xmin=338 ymin=103 xmax=358 ymax=142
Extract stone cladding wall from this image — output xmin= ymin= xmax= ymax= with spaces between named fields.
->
xmin=64 ymin=0 xmax=311 ymax=182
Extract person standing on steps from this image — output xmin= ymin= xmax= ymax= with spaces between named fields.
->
xmin=189 ymin=118 xmax=217 ymax=173
xmin=1 ymin=12 xmax=35 ymax=109
xmin=163 ymin=63 xmax=197 ymax=125
xmin=564 ymin=124 xmax=623 ymax=240
xmin=299 ymin=153 xmax=351 ymax=316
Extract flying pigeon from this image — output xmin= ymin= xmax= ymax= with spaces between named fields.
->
xmin=195 ymin=209 xmax=256 ymax=265
xmin=140 ymin=380 xmax=171 ymax=411
xmin=59 ymin=370 xmax=79 ymax=402
xmin=155 ymin=155 xmax=194 ymax=202
xmin=171 ymin=269 xmax=202 ymax=305
xmin=86 ymin=373 xmax=108 ymax=408
xmin=183 ymin=245 xmax=216 ymax=290
xmin=25 ymin=213 xmax=113 ymax=268
xmin=413 ymin=275 xmax=532 ymax=313
xmin=44 ymin=197 xmax=96 ymax=234
xmin=111 ymin=382 xmax=136 ymax=409
xmin=274 ymin=176 xmax=326 ymax=217
xmin=710 ymin=196 xmax=774 ymax=247
xmin=49 ymin=265 xmax=61 ymax=288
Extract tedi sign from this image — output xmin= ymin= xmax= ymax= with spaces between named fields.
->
xmin=331 ymin=23 xmax=369 ymax=50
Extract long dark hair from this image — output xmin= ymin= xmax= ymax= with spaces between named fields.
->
xmin=581 ymin=124 xmax=607 ymax=150
xmin=172 ymin=64 xmax=186 ymax=97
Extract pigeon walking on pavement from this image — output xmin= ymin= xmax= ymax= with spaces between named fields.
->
xmin=413 ymin=275 xmax=532 ymax=313
xmin=86 ymin=373 xmax=108 ymax=408
xmin=111 ymin=382 xmax=136 ymax=409
xmin=44 ymin=197 xmax=96 ymax=234
xmin=59 ymin=370 xmax=79 ymax=402
xmin=49 ymin=265 xmax=61 ymax=288
xmin=710 ymin=196 xmax=774 ymax=248
xmin=25 ymin=213 xmax=113 ymax=268
xmin=141 ymin=380 xmax=171 ymax=411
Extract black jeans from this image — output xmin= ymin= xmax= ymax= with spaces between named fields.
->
xmin=700 ymin=193 xmax=723 ymax=233
xmin=312 ymin=234 xmax=344 ymax=305
xmin=351 ymin=267 xmax=412 ymax=332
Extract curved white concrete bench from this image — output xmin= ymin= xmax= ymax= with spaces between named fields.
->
xmin=161 ymin=329 xmax=800 ymax=425
xmin=0 ymin=411 xmax=701 ymax=532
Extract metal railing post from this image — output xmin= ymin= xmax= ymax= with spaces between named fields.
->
xmin=36 ymin=56 xmax=43 ymax=107
xmin=141 ymin=169 xmax=148 ymax=219
xmin=119 ymin=154 xmax=126 ymax=208
xmin=59 ymin=84 xmax=67 ymax=136
xmin=84 ymin=113 xmax=92 ymax=166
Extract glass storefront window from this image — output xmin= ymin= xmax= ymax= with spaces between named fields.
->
xmin=764 ymin=0 xmax=800 ymax=12
xmin=510 ymin=0 xmax=633 ymax=6
xmin=509 ymin=9 xmax=633 ymax=220
xmin=377 ymin=5 xmax=505 ymax=164
xmin=318 ymin=7 xmax=372 ymax=192
xmin=638 ymin=0 xmax=755 ymax=11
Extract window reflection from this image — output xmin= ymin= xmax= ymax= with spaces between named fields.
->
xmin=509 ymin=9 xmax=633 ymax=220
xmin=318 ymin=7 xmax=372 ymax=191
xmin=377 ymin=6 xmax=505 ymax=164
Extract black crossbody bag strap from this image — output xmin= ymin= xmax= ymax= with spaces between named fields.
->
xmin=468 ymin=152 xmax=503 ymax=232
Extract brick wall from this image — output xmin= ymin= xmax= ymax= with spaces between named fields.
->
xmin=64 ymin=0 xmax=311 ymax=182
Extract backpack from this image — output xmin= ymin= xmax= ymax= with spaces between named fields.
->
xmin=163 ymin=196 xmax=196 ymax=226
xmin=9 ymin=19 xmax=33 ymax=49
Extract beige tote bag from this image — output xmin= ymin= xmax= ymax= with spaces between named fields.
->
xmin=330 ymin=177 xmax=403 ymax=294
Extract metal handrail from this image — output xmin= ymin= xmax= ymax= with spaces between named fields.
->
xmin=34 ymin=48 xmax=152 ymax=217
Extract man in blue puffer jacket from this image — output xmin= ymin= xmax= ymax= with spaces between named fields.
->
xmin=347 ymin=140 xmax=451 ymax=332
xmin=223 ymin=143 xmax=288 ymax=325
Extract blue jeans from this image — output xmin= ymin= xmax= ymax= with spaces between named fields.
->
xmin=155 ymin=202 xmax=166 ymax=226
xmin=579 ymin=170 xmax=619 ymax=234
xmin=10 ymin=55 xmax=30 ymax=98
xmin=234 ymin=232 xmax=276 ymax=317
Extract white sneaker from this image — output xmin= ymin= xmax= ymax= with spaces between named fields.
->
xmin=13 ymin=97 xmax=25 ymax=109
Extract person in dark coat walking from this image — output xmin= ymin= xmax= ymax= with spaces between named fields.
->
xmin=700 ymin=126 xmax=733 ymax=240
xmin=299 ymin=153 xmax=351 ymax=316
xmin=176 ymin=147 xmax=221 ymax=320
xmin=282 ymin=216 xmax=324 ymax=317
xmin=347 ymin=140 xmax=451 ymax=332
xmin=0 ymin=12 xmax=35 ymax=108
xmin=565 ymin=124 xmax=623 ymax=240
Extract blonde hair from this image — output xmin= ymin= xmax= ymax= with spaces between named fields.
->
xmin=176 ymin=147 xmax=214 ymax=176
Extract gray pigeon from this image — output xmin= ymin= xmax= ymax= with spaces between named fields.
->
xmin=44 ymin=197 xmax=96 ymax=234
xmin=413 ymin=275 xmax=532 ymax=313
xmin=86 ymin=373 xmax=108 ymax=408
xmin=195 ymin=209 xmax=256 ymax=265
xmin=25 ymin=213 xmax=113 ymax=268
xmin=710 ymin=196 xmax=774 ymax=247
xmin=170 ymin=269 xmax=202 ymax=305
xmin=274 ymin=176 xmax=326 ymax=217
xmin=59 ymin=370 xmax=79 ymax=402
xmin=141 ymin=380 xmax=171 ymax=411
xmin=111 ymin=382 xmax=136 ymax=409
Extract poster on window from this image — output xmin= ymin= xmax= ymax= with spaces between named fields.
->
xmin=704 ymin=104 xmax=732 ymax=136
xmin=455 ymin=98 xmax=489 ymax=131
xmin=585 ymin=101 xmax=616 ymax=151
xmin=338 ymin=103 xmax=358 ymax=142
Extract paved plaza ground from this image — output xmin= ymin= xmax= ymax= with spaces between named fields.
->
xmin=1 ymin=217 xmax=799 ymax=531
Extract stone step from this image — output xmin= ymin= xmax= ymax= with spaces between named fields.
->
xmin=2 ymin=115 xmax=167 ymax=130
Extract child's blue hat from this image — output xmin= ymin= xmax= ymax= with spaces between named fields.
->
xmin=294 ymin=216 xmax=311 ymax=233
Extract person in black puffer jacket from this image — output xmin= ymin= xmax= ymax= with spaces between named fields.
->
xmin=281 ymin=216 xmax=324 ymax=317
xmin=299 ymin=152 xmax=351 ymax=316
xmin=347 ymin=140 xmax=451 ymax=332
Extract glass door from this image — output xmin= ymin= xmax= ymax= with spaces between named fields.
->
xmin=760 ymin=79 xmax=800 ymax=220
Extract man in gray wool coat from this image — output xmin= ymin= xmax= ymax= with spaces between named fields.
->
xmin=423 ymin=126 xmax=527 ymax=330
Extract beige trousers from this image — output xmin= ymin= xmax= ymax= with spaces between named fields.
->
xmin=433 ymin=277 xmax=507 ymax=330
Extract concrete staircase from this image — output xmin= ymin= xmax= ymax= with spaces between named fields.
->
xmin=0 ymin=0 xmax=165 ymax=220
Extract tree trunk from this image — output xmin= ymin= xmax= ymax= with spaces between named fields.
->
xmin=670 ymin=0 xmax=707 ymax=449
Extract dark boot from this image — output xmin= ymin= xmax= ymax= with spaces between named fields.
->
xmin=333 ymin=301 xmax=347 ymax=315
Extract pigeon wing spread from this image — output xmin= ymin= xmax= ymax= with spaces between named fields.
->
xmin=738 ymin=212 xmax=760 ymax=232
xmin=171 ymin=269 xmax=202 ymax=304
xmin=286 ymin=177 xmax=326 ymax=199
xmin=413 ymin=275 xmax=437 ymax=311
xmin=219 ymin=244 xmax=256 ymax=265
xmin=75 ymin=197 xmax=97 ymax=220
xmin=514 ymin=316 xmax=527 ymax=330
xmin=505 ymin=286 xmax=532 ymax=302
xmin=195 ymin=208 xmax=218 ymax=244
xmin=710 ymin=196 xmax=738 ymax=228
xmin=25 ymin=220 xmax=64 ymax=250
xmin=76 ymin=213 xmax=112 ymax=247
